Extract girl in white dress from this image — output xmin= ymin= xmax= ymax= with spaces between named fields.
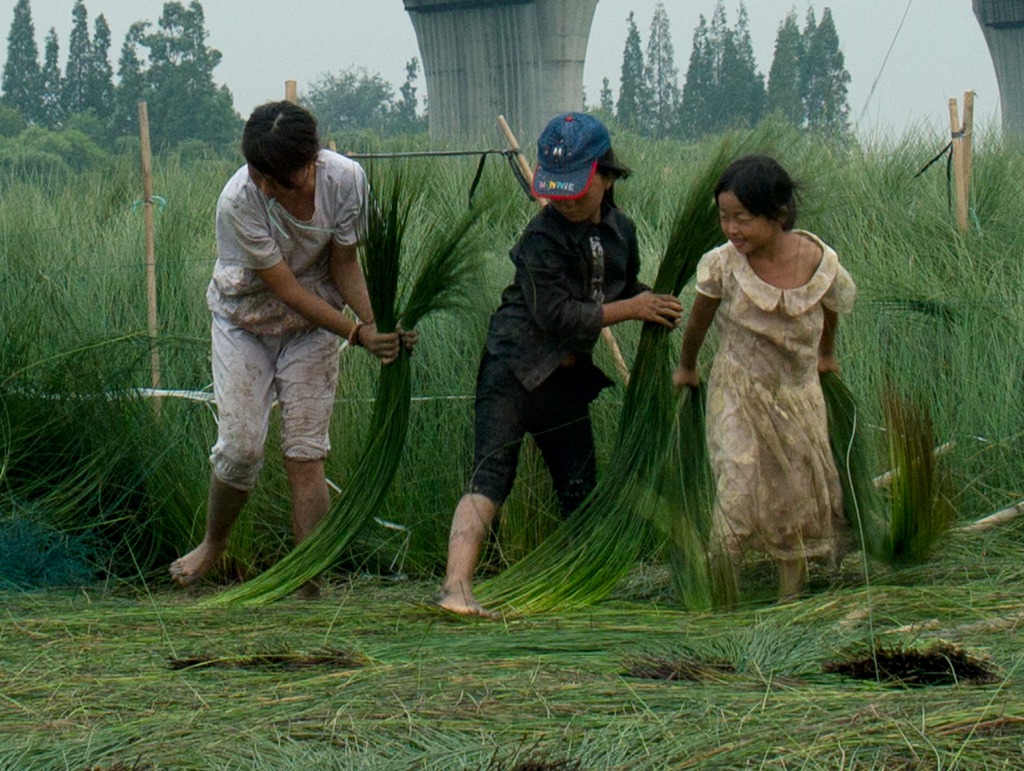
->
xmin=673 ymin=155 xmax=857 ymax=601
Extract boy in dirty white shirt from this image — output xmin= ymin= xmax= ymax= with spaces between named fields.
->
xmin=170 ymin=101 xmax=414 ymax=597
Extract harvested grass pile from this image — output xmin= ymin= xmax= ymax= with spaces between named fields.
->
xmin=824 ymin=641 xmax=1000 ymax=686
xmin=486 ymin=747 xmax=582 ymax=771
xmin=493 ymin=761 xmax=581 ymax=771
xmin=168 ymin=646 xmax=363 ymax=671
xmin=623 ymin=651 xmax=735 ymax=682
xmin=4 ymin=575 xmax=1024 ymax=769
xmin=85 ymin=760 xmax=152 ymax=771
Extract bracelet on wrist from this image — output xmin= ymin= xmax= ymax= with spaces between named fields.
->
xmin=347 ymin=321 xmax=364 ymax=347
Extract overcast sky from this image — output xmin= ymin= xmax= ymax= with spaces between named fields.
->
xmin=0 ymin=0 xmax=1001 ymax=140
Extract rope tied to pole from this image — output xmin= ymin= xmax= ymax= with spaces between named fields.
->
xmin=344 ymin=148 xmax=534 ymax=206
xmin=914 ymin=140 xmax=954 ymax=211
xmin=130 ymin=195 xmax=168 ymax=215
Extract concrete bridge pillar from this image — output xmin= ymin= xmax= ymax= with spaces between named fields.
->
xmin=402 ymin=0 xmax=599 ymax=146
xmin=973 ymin=0 xmax=1024 ymax=136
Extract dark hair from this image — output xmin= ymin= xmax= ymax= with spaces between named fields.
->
xmin=242 ymin=101 xmax=320 ymax=189
xmin=595 ymin=147 xmax=630 ymax=208
xmin=714 ymin=155 xmax=799 ymax=230
xmin=596 ymin=147 xmax=631 ymax=181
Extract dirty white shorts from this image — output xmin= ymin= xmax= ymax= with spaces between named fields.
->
xmin=209 ymin=314 xmax=341 ymax=490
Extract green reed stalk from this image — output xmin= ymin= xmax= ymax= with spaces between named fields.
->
xmin=880 ymin=384 xmax=952 ymax=564
xmin=820 ymin=371 xmax=884 ymax=558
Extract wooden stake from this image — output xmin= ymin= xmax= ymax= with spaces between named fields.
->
xmin=138 ymin=101 xmax=161 ymax=414
xmin=872 ymin=441 xmax=955 ymax=488
xmin=948 ymin=96 xmax=970 ymax=231
xmin=962 ymin=91 xmax=975 ymax=209
xmin=958 ymin=499 xmax=1024 ymax=532
xmin=496 ymin=115 xmax=631 ymax=384
xmin=498 ymin=114 xmax=536 ymax=190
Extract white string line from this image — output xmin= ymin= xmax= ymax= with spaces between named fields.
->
xmin=128 ymin=389 xmax=473 ymax=404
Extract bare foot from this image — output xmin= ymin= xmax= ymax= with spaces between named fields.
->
xmin=169 ymin=541 xmax=224 ymax=587
xmin=295 ymin=580 xmax=321 ymax=600
xmin=437 ymin=588 xmax=500 ymax=619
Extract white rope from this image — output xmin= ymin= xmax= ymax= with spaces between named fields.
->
xmin=131 ymin=387 xmax=215 ymax=403
xmin=16 ymin=387 xmax=472 ymax=405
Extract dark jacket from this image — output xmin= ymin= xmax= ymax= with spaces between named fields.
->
xmin=485 ymin=202 xmax=648 ymax=391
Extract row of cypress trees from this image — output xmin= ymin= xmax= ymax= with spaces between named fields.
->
xmin=597 ymin=1 xmax=851 ymax=141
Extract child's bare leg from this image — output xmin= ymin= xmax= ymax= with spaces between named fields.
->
xmin=284 ymin=457 xmax=330 ymax=599
xmin=777 ymin=557 xmax=807 ymax=602
xmin=170 ymin=473 xmax=248 ymax=586
xmin=439 ymin=493 xmax=500 ymax=618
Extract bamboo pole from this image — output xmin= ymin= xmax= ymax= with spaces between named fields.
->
xmin=498 ymin=114 xmax=536 ymax=189
xmin=962 ymin=91 xmax=975 ymax=210
xmin=138 ymin=101 xmax=161 ymax=414
xmin=958 ymin=499 xmax=1024 ymax=532
xmin=948 ymin=96 xmax=969 ymax=231
xmin=872 ymin=440 xmax=955 ymax=488
xmin=497 ymin=114 xmax=631 ymax=384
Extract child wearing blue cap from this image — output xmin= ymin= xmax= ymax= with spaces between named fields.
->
xmin=439 ymin=112 xmax=683 ymax=617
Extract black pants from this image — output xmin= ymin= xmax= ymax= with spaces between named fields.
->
xmin=467 ymin=351 xmax=611 ymax=515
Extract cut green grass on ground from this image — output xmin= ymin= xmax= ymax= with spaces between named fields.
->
xmin=4 ymin=518 xmax=1024 ymax=770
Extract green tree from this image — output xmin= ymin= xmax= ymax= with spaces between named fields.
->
xmin=803 ymin=7 xmax=850 ymax=137
xmin=111 ymin=21 xmax=147 ymax=139
xmin=305 ymin=67 xmax=393 ymax=135
xmin=716 ymin=3 xmax=765 ymax=130
xmin=703 ymin=2 xmax=730 ymax=132
xmin=643 ymin=1 xmax=680 ymax=137
xmin=84 ymin=15 xmax=114 ymax=118
xmin=766 ymin=10 xmax=804 ymax=126
xmin=137 ymin=1 xmax=239 ymax=147
xmin=2 ymin=0 xmax=42 ymax=124
xmin=39 ymin=27 xmax=63 ymax=129
xmin=616 ymin=12 xmax=646 ymax=129
xmin=678 ymin=14 xmax=713 ymax=140
xmin=798 ymin=9 xmax=817 ymax=124
xmin=0 ymin=104 xmax=26 ymax=136
xmin=62 ymin=0 xmax=90 ymax=117
xmin=679 ymin=1 xmax=766 ymax=139
xmin=598 ymin=77 xmax=614 ymax=115
xmin=391 ymin=58 xmax=426 ymax=135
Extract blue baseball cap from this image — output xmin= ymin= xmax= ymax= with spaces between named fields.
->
xmin=532 ymin=112 xmax=611 ymax=200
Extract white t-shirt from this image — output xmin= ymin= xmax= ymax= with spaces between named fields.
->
xmin=206 ymin=149 xmax=368 ymax=335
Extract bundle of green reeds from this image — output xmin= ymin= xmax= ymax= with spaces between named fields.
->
xmin=878 ymin=383 xmax=952 ymax=563
xmin=206 ymin=165 xmax=486 ymax=605
xmin=0 ymin=340 xmax=211 ymax=582
xmin=474 ymin=138 xmax=747 ymax=613
xmin=820 ymin=370 xmax=884 ymax=557
xmin=822 ymin=371 xmax=951 ymax=568
xmin=659 ymin=384 xmax=715 ymax=609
